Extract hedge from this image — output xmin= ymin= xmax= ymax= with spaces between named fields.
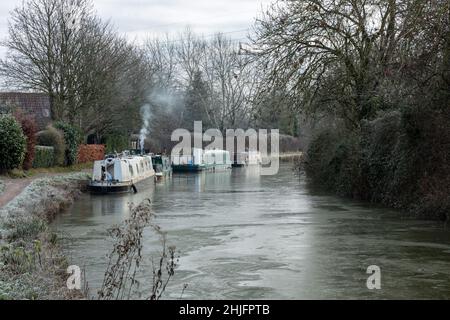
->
xmin=0 ymin=114 xmax=27 ymax=172
xmin=77 ymin=144 xmax=105 ymax=163
xmin=33 ymin=146 xmax=54 ymax=168
xmin=36 ymin=126 xmax=66 ymax=166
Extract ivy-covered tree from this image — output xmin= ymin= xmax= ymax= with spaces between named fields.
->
xmin=54 ymin=122 xmax=82 ymax=166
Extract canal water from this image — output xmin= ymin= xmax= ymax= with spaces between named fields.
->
xmin=53 ymin=163 xmax=450 ymax=299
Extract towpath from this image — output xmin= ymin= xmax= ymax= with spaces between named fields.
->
xmin=0 ymin=170 xmax=90 ymax=208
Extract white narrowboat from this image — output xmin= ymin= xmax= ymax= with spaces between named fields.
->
xmin=89 ymin=153 xmax=155 ymax=194
xmin=172 ymin=148 xmax=232 ymax=172
xmin=203 ymin=149 xmax=233 ymax=171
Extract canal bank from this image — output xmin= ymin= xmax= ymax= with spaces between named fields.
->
xmin=0 ymin=172 xmax=89 ymax=299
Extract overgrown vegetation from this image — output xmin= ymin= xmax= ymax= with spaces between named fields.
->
xmin=0 ymin=114 xmax=26 ymax=173
xmin=54 ymin=122 xmax=81 ymax=166
xmin=33 ymin=146 xmax=54 ymax=169
xmin=13 ymin=111 xmax=37 ymax=170
xmin=0 ymin=173 xmax=89 ymax=299
xmin=305 ymin=107 xmax=450 ymax=220
xmin=254 ymin=0 xmax=450 ymax=220
xmin=97 ymin=199 xmax=178 ymax=300
xmin=36 ymin=126 xmax=66 ymax=166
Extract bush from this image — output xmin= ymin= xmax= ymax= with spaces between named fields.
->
xmin=305 ymin=106 xmax=450 ymax=220
xmin=77 ymin=144 xmax=105 ymax=163
xmin=36 ymin=126 xmax=66 ymax=166
xmin=13 ymin=111 xmax=37 ymax=170
xmin=305 ymin=128 xmax=363 ymax=198
xmin=0 ymin=114 xmax=26 ymax=172
xmin=33 ymin=146 xmax=54 ymax=168
xmin=54 ymin=122 xmax=82 ymax=166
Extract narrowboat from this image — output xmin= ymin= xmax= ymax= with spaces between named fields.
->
xmin=152 ymin=155 xmax=172 ymax=181
xmin=172 ymin=148 xmax=232 ymax=172
xmin=88 ymin=152 xmax=155 ymax=194
xmin=172 ymin=148 xmax=206 ymax=172
xmin=232 ymin=151 xmax=262 ymax=167
xmin=203 ymin=149 xmax=232 ymax=171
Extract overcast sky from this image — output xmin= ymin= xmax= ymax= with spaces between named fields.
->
xmin=0 ymin=0 xmax=273 ymax=58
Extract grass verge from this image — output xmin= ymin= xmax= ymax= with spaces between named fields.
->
xmin=0 ymin=172 xmax=89 ymax=299
xmin=5 ymin=162 xmax=93 ymax=179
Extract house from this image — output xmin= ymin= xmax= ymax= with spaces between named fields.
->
xmin=0 ymin=92 xmax=52 ymax=130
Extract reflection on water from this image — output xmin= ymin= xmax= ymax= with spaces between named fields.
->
xmin=53 ymin=164 xmax=450 ymax=299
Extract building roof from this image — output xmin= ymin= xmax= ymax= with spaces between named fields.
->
xmin=0 ymin=92 xmax=51 ymax=130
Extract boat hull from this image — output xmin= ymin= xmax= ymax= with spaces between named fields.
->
xmin=172 ymin=164 xmax=232 ymax=172
xmin=88 ymin=183 xmax=133 ymax=194
xmin=172 ymin=164 xmax=206 ymax=172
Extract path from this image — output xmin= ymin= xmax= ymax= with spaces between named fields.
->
xmin=0 ymin=170 xmax=90 ymax=208
xmin=0 ymin=177 xmax=34 ymax=208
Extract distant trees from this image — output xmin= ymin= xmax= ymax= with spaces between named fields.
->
xmin=143 ymin=30 xmax=259 ymax=136
xmin=183 ymin=71 xmax=210 ymax=129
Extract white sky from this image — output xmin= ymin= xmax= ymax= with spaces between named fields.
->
xmin=0 ymin=0 xmax=273 ymax=58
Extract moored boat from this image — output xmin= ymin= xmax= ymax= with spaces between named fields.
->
xmin=232 ymin=151 xmax=262 ymax=167
xmin=88 ymin=152 xmax=155 ymax=194
xmin=152 ymin=155 xmax=172 ymax=181
xmin=172 ymin=148 xmax=232 ymax=172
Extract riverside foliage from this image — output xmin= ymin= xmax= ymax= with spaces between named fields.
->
xmin=253 ymin=0 xmax=450 ymax=220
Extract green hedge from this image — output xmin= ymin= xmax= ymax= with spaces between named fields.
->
xmin=33 ymin=146 xmax=54 ymax=168
xmin=0 ymin=114 xmax=27 ymax=172
xmin=36 ymin=126 xmax=66 ymax=166
xmin=54 ymin=122 xmax=81 ymax=166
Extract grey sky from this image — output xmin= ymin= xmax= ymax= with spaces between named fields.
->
xmin=0 ymin=0 xmax=272 ymax=58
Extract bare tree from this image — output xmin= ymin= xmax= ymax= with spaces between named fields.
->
xmin=250 ymin=0 xmax=448 ymax=128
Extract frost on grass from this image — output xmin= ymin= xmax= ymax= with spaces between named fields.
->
xmin=0 ymin=172 xmax=89 ymax=300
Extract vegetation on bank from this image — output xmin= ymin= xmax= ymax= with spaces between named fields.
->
xmin=305 ymin=107 xmax=450 ymax=220
xmin=0 ymin=173 xmax=89 ymax=299
xmin=253 ymin=1 xmax=449 ymax=220
xmin=97 ymin=200 xmax=179 ymax=300
xmin=0 ymin=112 xmax=100 ymax=178
xmin=0 ymin=115 xmax=26 ymax=172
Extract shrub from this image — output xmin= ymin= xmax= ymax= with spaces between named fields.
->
xmin=305 ymin=106 xmax=450 ymax=221
xmin=77 ymin=144 xmax=105 ymax=163
xmin=54 ymin=122 xmax=82 ymax=166
xmin=360 ymin=111 xmax=404 ymax=204
xmin=36 ymin=126 xmax=66 ymax=166
xmin=305 ymin=128 xmax=363 ymax=197
xmin=0 ymin=114 xmax=26 ymax=172
xmin=13 ymin=111 xmax=37 ymax=170
xmin=33 ymin=146 xmax=54 ymax=168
